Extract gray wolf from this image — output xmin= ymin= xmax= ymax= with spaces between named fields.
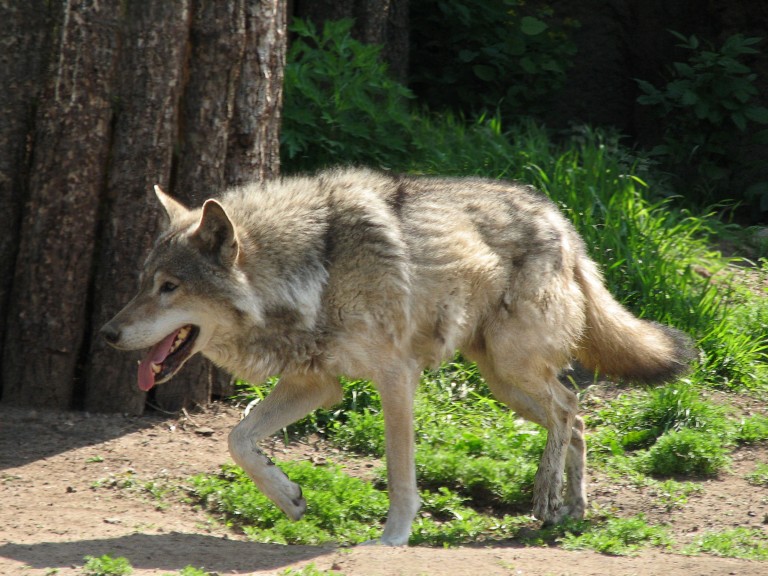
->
xmin=101 ymin=167 xmax=694 ymax=545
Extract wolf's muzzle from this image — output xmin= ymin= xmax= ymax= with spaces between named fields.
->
xmin=100 ymin=323 xmax=121 ymax=346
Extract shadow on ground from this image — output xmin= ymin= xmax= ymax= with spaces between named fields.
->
xmin=0 ymin=532 xmax=329 ymax=573
xmin=0 ymin=405 xmax=162 ymax=470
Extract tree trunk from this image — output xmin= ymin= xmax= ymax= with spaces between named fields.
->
xmin=2 ymin=0 xmax=123 ymax=408
xmin=0 ymin=1 xmax=50 ymax=402
xmin=1 ymin=0 xmax=286 ymax=414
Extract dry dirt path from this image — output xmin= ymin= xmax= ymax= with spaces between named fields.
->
xmin=1 ymin=404 xmax=765 ymax=576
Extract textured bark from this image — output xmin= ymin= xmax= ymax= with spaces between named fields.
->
xmin=84 ymin=0 xmax=191 ymax=414
xmin=0 ymin=1 xmax=50 ymax=400
xmin=2 ymin=0 xmax=122 ymax=407
xmin=1 ymin=0 xmax=286 ymax=413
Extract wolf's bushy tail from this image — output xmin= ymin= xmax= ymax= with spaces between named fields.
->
xmin=573 ymin=256 xmax=696 ymax=384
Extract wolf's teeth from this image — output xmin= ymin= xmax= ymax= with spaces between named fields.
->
xmin=169 ymin=326 xmax=190 ymax=353
xmin=151 ymin=363 xmax=162 ymax=374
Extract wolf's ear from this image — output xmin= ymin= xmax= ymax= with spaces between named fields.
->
xmin=154 ymin=185 xmax=189 ymax=227
xmin=191 ymin=199 xmax=239 ymax=266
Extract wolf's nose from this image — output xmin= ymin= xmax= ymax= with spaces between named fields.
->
xmin=100 ymin=324 xmax=121 ymax=345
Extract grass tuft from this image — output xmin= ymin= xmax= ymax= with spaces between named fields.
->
xmin=559 ymin=515 xmax=672 ymax=556
xmin=684 ymin=527 xmax=768 ymax=560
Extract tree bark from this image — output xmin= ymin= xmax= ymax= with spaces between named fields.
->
xmin=83 ymin=0 xmax=192 ymax=415
xmin=1 ymin=0 xmax=286 ymax=413
xmin=2 ymin=0 xmax=123 ymax=407
xmin=0 ymin=1 xmax=50 ymax=401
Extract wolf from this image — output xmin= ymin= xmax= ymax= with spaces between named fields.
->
xmin=101 ymin=167 xmax=694 ymax=545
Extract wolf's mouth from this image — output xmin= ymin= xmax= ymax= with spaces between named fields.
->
xmin=137 ymin=325 xmax=199 ymax=391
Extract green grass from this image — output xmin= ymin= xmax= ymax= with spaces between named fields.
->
xmin=745 ymin=463 xmax=768 ymax=487
xmin=683 ymin=527 xmax=768 ymax=560
xmin=190 ymin=461 xmax=387 ymax=545
xmin=80 ymin=557 xmax=214 ymax=576
xmin=642 ymin=428 xmax=731 ymax=477
xmin=82 ymin=555 xmax=133 ymax=576
xmin=560 ymin=515 xmax=672 ymax=556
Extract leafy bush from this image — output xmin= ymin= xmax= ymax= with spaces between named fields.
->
xmin=643 ymin=428 xmax=730 ymax=477
xmin=281 ymin=18 xmax=415 ymax=172
xmin=410 ymin=0 xmax=578 ymax=121
xmin=636 ymin=31 xmax=768 ymax=208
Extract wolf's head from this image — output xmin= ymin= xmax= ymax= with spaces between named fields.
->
xmin=101 ymin=186 xmax=256 ymax=391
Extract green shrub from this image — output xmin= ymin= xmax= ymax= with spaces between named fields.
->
xmin=636 ymin=31 xmax=768 ymax=208
xmin=281 ymin=18 xmax=415 ymax=172
xmin=643 ymin=428 xmax=729 ymax=477
xmin=410 ymin=0 xmax=578 ymax=121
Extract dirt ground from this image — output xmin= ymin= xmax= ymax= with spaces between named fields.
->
xmin=1 ymin=402 xmax=766 ymax=576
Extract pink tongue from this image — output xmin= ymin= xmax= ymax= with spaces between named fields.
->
xmin=137 ymin=330 xmax=179 ymax=392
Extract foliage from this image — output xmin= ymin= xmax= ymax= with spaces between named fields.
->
xmin=189 ymin=461 xmax=387 ymax=545
xmin=589 ymin=382 xmax=731 ymax=450
xmin=746 ymin=463 xmax=768 ymax=487
xmin=636 ymin=31 xmax=768 ymax=208
xmin=410 ymin=0 xmax=578 ymax=121
xmin=281 ymin=18 xmax=415 ymax=172
xmin=560 ymin=515 xmax=671 ymax=555
xmin=683 ymin=527 xmax=768 ymax=560
xmin=82 ymin=555 xmax=133 ymax=576
xmin=735 ymin=413 xmax=768 ymax=444
xmin=188 ymin=460 xmax=525 ymax=546
xmin=642 ymin=428 xmax=730 ymax=477
xmin=161 ymin=568 xmax=214 ymax=576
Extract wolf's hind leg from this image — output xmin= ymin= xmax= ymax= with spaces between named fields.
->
xmin=469 ymin=345 xmax=585 ymax=524
xmin=563 ymin=414 xmax=587 ymax=518
xmin=227 ymin=374 xmax=342 ymax=521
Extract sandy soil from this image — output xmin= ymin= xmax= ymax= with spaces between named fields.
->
xmin=1 ymin=402 xmax=766 ymax=576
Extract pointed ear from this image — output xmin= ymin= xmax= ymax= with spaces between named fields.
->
xmin=154 ymin=185 xmax=189 ymax=227
xmin=191 ymin=199 xmax=239 ymax=266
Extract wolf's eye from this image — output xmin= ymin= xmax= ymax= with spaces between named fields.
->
xmin=160 ymin=281 xmax=178 ymax=294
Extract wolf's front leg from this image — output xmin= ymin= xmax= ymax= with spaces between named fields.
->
xmin=227 ymin=374 xmax=342 ymax=520
xmin=374 ymin=367 xmax=421 ymax=546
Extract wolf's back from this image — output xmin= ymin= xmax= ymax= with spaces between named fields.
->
xmin=572 ymin=254 xmax=695 ymax=384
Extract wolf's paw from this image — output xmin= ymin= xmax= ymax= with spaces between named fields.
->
xmin=561 ymin=498 xmax=586 ymax=522
xmin=361 ymin=535 xmax=409 ymax=547
xmin=274 ymin=479 xmax=307 ymax=521
xmin=533 ymin=493 xmax=570 ymax=526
